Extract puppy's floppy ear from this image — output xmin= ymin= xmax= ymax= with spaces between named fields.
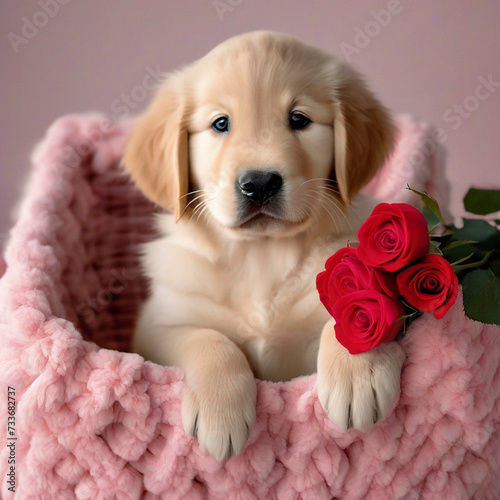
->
xmin=123 ymin=72 xmax=189 ymax=221
xmin=330 ymin=62 xmax=394 ymax=205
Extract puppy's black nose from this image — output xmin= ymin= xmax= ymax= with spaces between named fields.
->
xmin=237 ymin=170 xmax=283 ymax=207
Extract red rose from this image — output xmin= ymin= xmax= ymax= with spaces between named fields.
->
xmin=396 ymin=254 xmax=459 ymax=319
xmin=331 ymin=290 xmax=405 ymax=354
xmin=357 ymin=203 xmax=429 ymax=272
xmin=316 ymin=247 xmax=398 ymax=316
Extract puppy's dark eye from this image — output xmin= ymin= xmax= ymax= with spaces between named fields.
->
xmin=289 ymin=112 xmax=311 ymax=131
xmin=212 ymin=116 xmax=230 ymax=133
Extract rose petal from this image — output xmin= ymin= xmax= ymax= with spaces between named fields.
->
xmin=358 ymin=203 xmax=429 ymax=272
xmin=397 ymin=254 xmax=459 ymax=319
xmin=332 ymin=290 xmax=404 ymax=354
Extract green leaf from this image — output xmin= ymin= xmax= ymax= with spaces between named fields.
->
xmin=443 ymin=242 xmax=486 ymax=265
xmin=452 ymin=219 xmax=500 ymax=250
xmin=423 ymin=205 xmax=441 ymax=232
xmin=464 ymin=188 xmax=500 ymax=215
xmin=442 ymin=240 xmax=477 ymax=252
xmin=453 ymin=251 xmax=492 ymax=272
xmin=490 ymin=259 xmax=500 ymax=277
xmin=461 ymin=269 xmax=500 ymax=325
xmin=450 ymin=252 xmax=475 ymax=268
xmin=406 ymin=185 xmax=446 ymax=225
xmin=429 ymin=241 xmax=443 ymax=255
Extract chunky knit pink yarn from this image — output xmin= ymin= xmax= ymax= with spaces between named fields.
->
xmin=0 ymin=113 xmax=498 ymax=499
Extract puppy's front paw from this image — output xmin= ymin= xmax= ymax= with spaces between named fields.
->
xmin=317 ymin=330 xmax=405 ymax=431
xmin=181 ymin=370 xmax=257 ymax=461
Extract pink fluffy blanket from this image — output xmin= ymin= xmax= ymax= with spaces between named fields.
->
xmin=0 ymin=114 xmax=499 ymax=499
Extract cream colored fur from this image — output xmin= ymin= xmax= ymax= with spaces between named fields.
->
xmin=123 ymin=31 xmax=405 ymax=461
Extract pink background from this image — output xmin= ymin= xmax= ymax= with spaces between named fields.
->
xmin=1 ymin=1 xmax=499 ymax=250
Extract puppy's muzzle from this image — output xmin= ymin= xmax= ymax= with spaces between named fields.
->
xmin=236 ymin=170 xmax=283 ymax=207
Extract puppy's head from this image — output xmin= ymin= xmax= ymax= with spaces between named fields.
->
xmin=123 ymin=31 xmax=394 ymax=238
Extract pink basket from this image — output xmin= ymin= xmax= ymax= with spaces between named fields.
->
xmin=0 ymin=113 xmax=498 ymax=499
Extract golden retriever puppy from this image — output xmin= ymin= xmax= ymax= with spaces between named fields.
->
xmin=123 ymin=31 xmax=406 ymax=461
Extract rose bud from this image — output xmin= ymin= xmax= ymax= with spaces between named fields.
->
xmin=357 ymin=203 xmax=429 ymax=272
xmin=396 ymin=253 xmax=459 ymax=319
xmin=316 ymin=247 xmax=398 ymax=316
xmin=331 ymin=290 xmax=405 ymax=354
